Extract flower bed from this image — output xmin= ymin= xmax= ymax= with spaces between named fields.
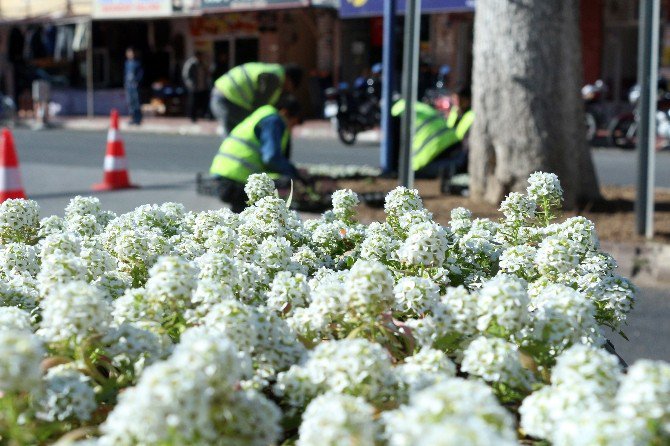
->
xmin=0 ymin=172 xmax=668 ymax=445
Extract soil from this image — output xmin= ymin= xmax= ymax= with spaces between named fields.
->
xmin=337 ymin=178 xmax=670 ymax=244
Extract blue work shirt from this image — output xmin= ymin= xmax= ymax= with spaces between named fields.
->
xmin=254 ymin=114 xmax=299 ymax=178
xmin=124 ymin=59 xmax=143 ymax=87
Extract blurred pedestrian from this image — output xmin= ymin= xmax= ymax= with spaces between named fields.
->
xmin=124 ymin=47 xmax=143 ymax=125
xmin=210 ymin=62 xmax=303 ymax=137
xmin=182 ymin=51 xmax=209 ymax=123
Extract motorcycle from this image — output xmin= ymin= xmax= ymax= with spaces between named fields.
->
xmin=323 ymin=75 xmax=381 ymax=146
xmin=582 ymin=79 xmax=608 ymax=142
xmin=608 ymin=83 xmax=670 ymax=149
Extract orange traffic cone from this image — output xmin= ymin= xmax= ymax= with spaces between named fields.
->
xmin=0 ymin=128 xmax=27 ymax=202
xmin=93 ymin=109 xmax=137 ymax=191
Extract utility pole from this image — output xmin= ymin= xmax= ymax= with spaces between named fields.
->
xmin=398 ymin=0 xmax=421 ymax=188
xmin=635 ymin=0 xmax=660 ymax=238
xmin=380 ymin=0 xmax=397 ymax=174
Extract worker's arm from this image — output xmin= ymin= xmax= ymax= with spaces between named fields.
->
xmin=254 ymin=72 xmax=282 ymax=107
xmin=256 ymin=115 xmax=299 ymax=178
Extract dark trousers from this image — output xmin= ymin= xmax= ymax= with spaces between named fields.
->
xmin=210 ymin=92 xmax=251 ymax=137
xmin=187 ymin=90 xmax=208 ymax=122
xmin=125 ymin=84 xmax=142 ymax=124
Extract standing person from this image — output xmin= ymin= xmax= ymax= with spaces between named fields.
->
xmin=124 ymin=47 xmax=143 ymax=125
xmin=210 ymin=62 xmax=303 ymax=137
xmin=209 ymin=96 xmax=306 ymax=212
xmin=182 ymin=51 xmax=209 ymax=122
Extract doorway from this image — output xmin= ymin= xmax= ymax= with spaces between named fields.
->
xmin=212 ymin=37 xmax=259 ymax=71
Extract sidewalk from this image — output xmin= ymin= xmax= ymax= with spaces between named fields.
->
xmin=41 ymin=115 xmax=381 ymax=141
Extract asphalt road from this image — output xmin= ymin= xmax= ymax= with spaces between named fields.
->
xmin=6 ymin=128 xmax=670 ymax=364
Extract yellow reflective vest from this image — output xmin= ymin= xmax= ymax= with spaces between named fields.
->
xmin=210 ymin=105 xmax=290 ymax=183
xmin=392 ymin=101 xmax=474 ymax=171
xmin=214 ymin=63 xmax=285 ymax=111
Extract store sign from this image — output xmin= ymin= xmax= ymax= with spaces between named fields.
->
xmin=340 ymin=0 xmax=475 ymax=17
xmin=93 ymin=0 xmax=173 ymax=17
xmin=200 ymin=0 xmax=309 ymax=10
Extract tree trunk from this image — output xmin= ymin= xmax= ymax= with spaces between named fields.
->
xmin=470 ymin=0 xmax=601 ymax=209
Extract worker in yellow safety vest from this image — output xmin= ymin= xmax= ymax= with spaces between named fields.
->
xmin=209 ymin=96 xmax=305 ymax=212
xmin=391 ymin=85 xmax=474 ymax=178
xmin=210 ymin=62 xmax=303 ymax=137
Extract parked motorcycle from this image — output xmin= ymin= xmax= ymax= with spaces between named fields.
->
xmin=582 ymin=79 xmax=608 ymax=142
xmin=608 ymin=82 xmax=670 ymax=149
xmin=324 ymin=75 xmax=381 ymax=146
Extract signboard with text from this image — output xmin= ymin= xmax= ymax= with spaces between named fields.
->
xmin=93 ymin=0 xmax=173 ymax=18
xmin=340 ymin=0 xmax=474 ymax=17
xmin=200 ymin=0 xmax=309 ymax=10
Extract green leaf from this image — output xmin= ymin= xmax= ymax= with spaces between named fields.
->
xmin=286 ymin=180 xmax=294 ymax=209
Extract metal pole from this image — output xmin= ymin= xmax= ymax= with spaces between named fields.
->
xmin=635 ymin=0 xmax=659 ymax=238
xmin=380 ymin=0 xmax=397 ymax=173
xmin=399 ymin=0 xmax=421 ymax=188
xmin=86 ymin=20 xmax=94 ymax=118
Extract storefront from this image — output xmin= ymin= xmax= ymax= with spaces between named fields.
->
xmin=338 ymin=0 xmax=475 ymax=92
xmin=194 ymin=0 xmax=338 ymax=117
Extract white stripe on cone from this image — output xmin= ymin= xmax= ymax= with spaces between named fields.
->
xmin=0 ymin=167 xmax=23 ymax=190
xmin=104 ymin=155 xmax=128 ymax=172
xmin=107 ymin=129 xmax=119 ymax=143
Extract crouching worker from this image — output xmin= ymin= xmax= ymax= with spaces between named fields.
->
xmin=391 ymin=86 xmax=473 ymax=178
xmin=209 ymin=96 xmax=304 ymax=212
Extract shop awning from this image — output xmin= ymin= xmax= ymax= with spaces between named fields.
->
xmin=200 ymin=0 xmax=311 ymax=12
xmin=340 ymin=0 xmax=474 ymax=18
xmin=0 ymin=0 xmax=92 ymax=21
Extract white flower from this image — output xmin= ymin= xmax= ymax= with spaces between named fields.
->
xmin=244 ymin=173 xmax=277 ymax=204
xmin=384 ymin=187 xmax=424 ymax=220
xmin=397 ymin=221 xmax=448 ymax=267
xmin=37 ymin=365 xmax=97 ymax=422
xmin=0 ymin=243 xmax=39 ymax=278
xmin=499 ymin=192 xmax=536 ymax=223
xmin=38 ymin=281 xmax=112 ymax=345
xmin=526 ymin=171 xmax=563 ymax=207
xmin=0 ymin=306 xmax=33 ymax=331
xmin=449 ymin=207 xmax=472 ymax=234
xmin=461 ymin=336 xmax=535 ymax=392
xmin=331 ymin=189 xmax=359 ymax=221
xmin=0 ymin=329 xmax=44 ymax=394
xmin=344 ymin=259 xmax=395 ymax=317
xmin=393 ymin=276 xmax=440 ymax=316
xmin=360 ymin=221 xmax=399 ymax=262
xmin=101 ymin=322 xmax=168 ymax=377
xmin=523 ymin=283 xmax=604 ymax=356
xmin=266 ymin=271 xmax=310 ymax=315
xmin=276 ymin=338 xmax=397 ymax=408
xmin=144 ymin=255 xmax=197 ymax=314
xmin=395 ymin=347 xmax=456 ymax=396
xmin=383 ymin=378 xmax=516 ymax=446
xmin=0 ymin=198 xmax=40 ymax=243
xmin=552 ymin=344 xmax=622 ymax=398
xmin=498 ymin=245 xmax=537 ymax=279
xmin=298 ymin=393 xmax=377 ymax=446
xmin=476 ymin=274 xmax=530 ymax=335
xmin=616 ymin=360 xmax=670 ymax=439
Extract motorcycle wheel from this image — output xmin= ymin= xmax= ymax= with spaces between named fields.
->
xmin=585 ymin=112 xmax=597 ymax=142
xmin=338 ymin=126 xmax=357 ymax=145
xmin=607 ymin=115 xmax=637 ymax=149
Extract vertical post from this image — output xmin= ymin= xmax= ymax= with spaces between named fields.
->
xmin=380 ymin=0 xmax=397 ymax=173
xmin=636 ymin=0 xmax=660 ymax=238
xmin=86 ymin=20 xmax=94 ymax=118
xmin=399 ymin=0 xmax=421 ymax=188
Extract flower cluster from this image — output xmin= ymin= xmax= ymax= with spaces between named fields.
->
xmin=0 ymin=172 xmax=666 ymax=445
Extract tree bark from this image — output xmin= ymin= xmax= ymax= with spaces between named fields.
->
xmin=470 ymin=0 xmax=601 ymax=209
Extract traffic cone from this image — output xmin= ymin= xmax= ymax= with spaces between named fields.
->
xmin=0 ymin=128 xmax=27 ymax=202
xmin=93 ymin=109 xmax=137 ymax=191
